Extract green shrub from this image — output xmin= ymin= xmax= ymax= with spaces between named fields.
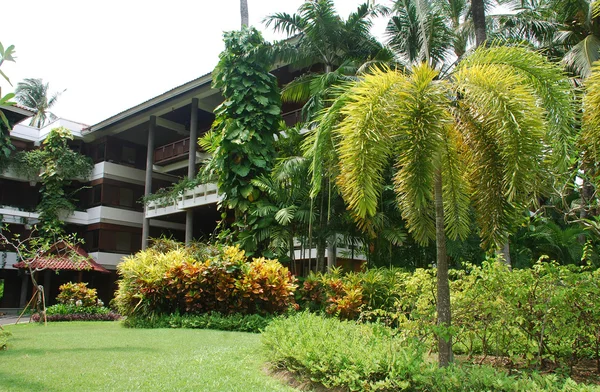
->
xmin=262 ymin=313 xmax=597 ymax=391
xmin=114 ymin=245 xmax=297 ymax=319
xmin=45 ymin=303 xmax=111 ymax=316
xmin=123 ymin=312 xmax=274 ymax=333
xmin=300 ymin=261 xmax=600 ymax=371
xmin=31 ymin=304 xmax=120 ymax=322
xmin=56 ymin=282 xmax=99 ymax=307
xmin=0 ymin=330 xmax=11 ymax=350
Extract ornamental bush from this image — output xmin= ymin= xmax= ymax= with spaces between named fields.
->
xmin=32 ymin=304 xmax=120 ymax=322
xmin=56 ymin=282 xmax=99 ymax=307
xmin=114 ymin=245 xmax=297 ymax=319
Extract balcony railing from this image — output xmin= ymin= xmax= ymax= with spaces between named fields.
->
xmin=154 ymin=137 xmax=190 ymax=165
xmin=145 ymin=183 xmax=220 ymax=218
xmin=282 ymin=108 xmax=303 ymax=127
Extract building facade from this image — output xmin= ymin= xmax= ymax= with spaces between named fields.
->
xmin=0 ymin=65 xmax=364 ymax=309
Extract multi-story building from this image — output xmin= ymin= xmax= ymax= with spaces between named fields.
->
xmin=0 ymin=66 xmax=365 ymax=309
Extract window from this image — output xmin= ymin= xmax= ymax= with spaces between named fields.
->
xmin=121 ymin=146 xmax=136 ymax=165
xmin=91 ymin=185 xmax=102 ymax=206
xmin=119 ymin=188 xmax=134 ymax=208
xmin=85 ymin=230 xmax=99 ymax=251
xmin=95 ymin=143 xmax=106 ymax=161
xmin=115 ymin=232 xmax=132 ymax=252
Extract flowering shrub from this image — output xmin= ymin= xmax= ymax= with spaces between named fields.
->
xmin=56 ymin=282 xmax=99 ymax=307
xmin=33 ymin=303 xmax=119 ymax=322
xmin=114 ymin=245 xmax=297 ymax=318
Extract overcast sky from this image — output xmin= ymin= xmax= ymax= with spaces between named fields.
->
xmin=1 ymin=0 xmax=390 ymax=126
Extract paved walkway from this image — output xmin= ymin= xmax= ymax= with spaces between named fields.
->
xmin=0 ymin=313 xmax=30 ymax=326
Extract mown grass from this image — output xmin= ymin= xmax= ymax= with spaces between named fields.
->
xmin=0 ymin=321 xmax=295 ymax=392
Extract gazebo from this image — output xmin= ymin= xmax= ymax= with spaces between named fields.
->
xmin=12 ymin=241 xmax=110 ymax=306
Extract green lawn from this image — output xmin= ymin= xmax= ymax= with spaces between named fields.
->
xmin=0 ymin=322 xmax=296 ymax=392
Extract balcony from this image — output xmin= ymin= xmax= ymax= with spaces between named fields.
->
xmin=145 ymin=183 xmax=220 ymax=218
xmin=154 ymin=137 xmax=191 ymax=165
xmin=283 ymin=108 xmax=302 ymax=127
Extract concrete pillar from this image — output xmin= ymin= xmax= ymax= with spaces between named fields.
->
xmin=19 ymin=272 xmax=28 ymax=308
xmin=142 ymin=115 xmax=157 ymax=250
xmin=185 ymin=98 xmax=199 ymax=245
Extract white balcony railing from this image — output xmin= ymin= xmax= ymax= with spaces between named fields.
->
xmin=145 ymin=183 xmax=220 ymax=218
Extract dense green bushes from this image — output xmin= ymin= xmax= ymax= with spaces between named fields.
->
xmin=123 ymin=312 xmax=275 ymax=333
xmin=299 ymin=260 xmax=600 ymax=371
xmin=263 ymin=313 xmax=596 ymax=391
xmin=114 ymin=244 xmax=297 ymax=319
xmin=32 ymin=303 xmax=120 ymax=322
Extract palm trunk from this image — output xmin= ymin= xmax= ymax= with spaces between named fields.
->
xmin=240 ymin=0 xmax=249 ymax=28
xmin=471 ymin=0 xmax=487 ymax=47
xmin=435 ymin=169 xmax=453 ymax=367
xmin=497 ymin=241 xmax=512 ymax=268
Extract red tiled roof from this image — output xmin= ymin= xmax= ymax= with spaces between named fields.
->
xmin=13 ymin=243 xmax=110 ymax=273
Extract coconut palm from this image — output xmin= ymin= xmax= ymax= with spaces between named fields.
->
xmin=385 ymin=0 xmax=454 ymax=67
xmin=316 ymin=46 xmax=573 ymax=366
xmin=492 ymin=0 xmax=600 ymax=78
xmin=266 ymin=1 xmax=395 ymax=271
xmin=15 ymin=78 xmax=63 ymax=128
xmin=265 ymin=0 xmax=391 ymax=122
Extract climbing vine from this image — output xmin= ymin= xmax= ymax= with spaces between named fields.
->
xmin=0 ymin=42 xmax=17 ymax=172
xmin=207 ymin=27 xmax=282 ymax=254
xmin=13 ymin=127 xmax=93 ymax=241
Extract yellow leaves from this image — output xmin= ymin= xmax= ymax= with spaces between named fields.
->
xmin=582 ymin=62 xmax=600 ymax=165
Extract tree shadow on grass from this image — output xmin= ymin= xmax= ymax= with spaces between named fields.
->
xmin=0 ymin=371 xmax=57 ymax=392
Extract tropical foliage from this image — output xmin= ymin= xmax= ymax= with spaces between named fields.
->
xmin=206 ymin=26 xmax=282 ymax=255
xmin=263 ymin=312 xmax=597 ymax=391
xmin=9 ymin=127 xmax=93 ymax=240
xmin=0 ymin=41 xmax=17 ymax=170
xmin=114 ymin=242 xmax=297 ymax=319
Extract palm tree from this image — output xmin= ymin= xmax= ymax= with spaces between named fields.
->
xmin=316 ymin=46 xmax=573 ymax=366
xmin=266 ymin=0 xmax=393 ymax=271
xmin=492 ymin=0 xmax=600 ymax=78
xmin=385 ymin=0 xmax=454 ymax=67
xmin=265 ymin=0 xmax=391 ymax=121
xmin=14 ymin=78 xmax=63 ymax=128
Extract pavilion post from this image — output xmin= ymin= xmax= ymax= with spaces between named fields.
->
xmin=185 ymin=98 xmax=199 ymax=245
xmin=142 ymin=115 xmax=156 ymax=250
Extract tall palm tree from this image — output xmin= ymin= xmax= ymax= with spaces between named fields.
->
xmin=14 ymin=78 xmax=63 ymax=128
xmin=316 ymin=46 xmax=573 ymax=366
xmin=265 ymin=0 xmax=391 ymax=121
xmin=266 ymin=0 xmax=393 ymax=271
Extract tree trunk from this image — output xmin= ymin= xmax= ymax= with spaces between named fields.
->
xmin=326 ymin=237 xmax=336 ymax=272
xmin=579 ymin=180 xmax=594 ymax=243
xmin=497 ymin=241 xmax=512 ymax=268
xmin=471 ymin=0 xmax=487 ymax=48
xmin=435 ymin=169 xmax=453 ymax=367
xmin=240 ymin=0 xmax=249 ymax=28
xmin=316 ymin=237 xmax=326 ymax=272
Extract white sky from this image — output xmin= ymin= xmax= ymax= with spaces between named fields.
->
xmin=1 ymin=0 xmax=390 ymax=126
